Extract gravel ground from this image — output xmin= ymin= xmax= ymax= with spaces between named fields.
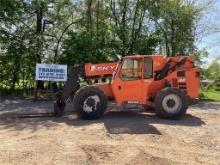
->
xmin=0 ymin=99 xmax=220 ymax=165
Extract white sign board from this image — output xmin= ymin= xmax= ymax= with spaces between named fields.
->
xmin=36 ymin=64 xmax=67 ymax=81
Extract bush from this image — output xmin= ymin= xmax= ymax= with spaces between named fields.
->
xmin=199 ymin=91 xmax=206 ymax=99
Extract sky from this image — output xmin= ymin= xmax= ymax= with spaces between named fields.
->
xmin=196 ymin=0 xmax=220 ymax=64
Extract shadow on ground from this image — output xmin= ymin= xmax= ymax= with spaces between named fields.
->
xmin=0 ymin=100 xmax=53 ymax=113
xmin=0 ymin=108 xmax=205 ymax=135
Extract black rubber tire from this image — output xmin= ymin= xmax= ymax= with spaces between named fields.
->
xmin=73 ymin=85 xmax=108 ymax=120
xmin=155 ymin=87 xmax=188 ymax=119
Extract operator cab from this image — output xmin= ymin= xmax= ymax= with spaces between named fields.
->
xmin=111 ymin=55 xmax=163 ymax=105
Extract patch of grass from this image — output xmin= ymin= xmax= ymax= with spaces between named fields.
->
xmin=200 ymin=90 xmax=220 ymax=102
xmin=204 ymin=91 xmax=220 ymax=101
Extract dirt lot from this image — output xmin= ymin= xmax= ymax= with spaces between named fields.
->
xmin=0 ymin=99 xmax=220 ymax=165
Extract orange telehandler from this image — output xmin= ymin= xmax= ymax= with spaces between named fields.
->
xmin=54 ymin=55 xmax=200 ymax=120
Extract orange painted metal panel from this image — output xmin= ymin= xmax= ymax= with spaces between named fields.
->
xmin=97 ymin=83 xmax=114 ymax=98
xmin=84 ymin=55 xmax=200 ymax=106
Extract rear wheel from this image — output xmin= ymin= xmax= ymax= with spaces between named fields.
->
xmin=155 ymin=87 xmax=188 ymax=119
xmin=73 ymin=86 xmax=107 ymax=120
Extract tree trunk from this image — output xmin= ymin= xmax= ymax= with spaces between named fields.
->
xmin=87 ymin=0 xmax=93 ymax=36
xmin=96 ymin=0 xmax=100 ymax=41
xmin=11 ymin=73 xmax=16 ymax=92
xmin=34 ymin=4 xmax=44 ymax=100
xmin=170 ymin=20 xmax=176 ymax=56
xmin=121 ymin=0 xmax=128 ymax=56
xmin=53 ymin=21 xmax=77 ymax=63
xmin=164 ymin=33 xmax=170 ymax=56
xmin=129 ymin=2 xmax=145 ymax=54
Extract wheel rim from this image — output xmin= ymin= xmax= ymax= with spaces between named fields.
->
xmin=162 ymin=94 xmax=182 ymax=114
xmin=83 ymin=95 xmax=100 ymax=113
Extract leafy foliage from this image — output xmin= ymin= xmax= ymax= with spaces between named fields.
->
xmin=206 ymin=59 xmax=220 ymax=80
xmin=0 ymin=0 xmax=210 ymax=95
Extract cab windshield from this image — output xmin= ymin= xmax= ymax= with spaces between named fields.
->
xmin=120 ymin=58 xmax=142 ymax=80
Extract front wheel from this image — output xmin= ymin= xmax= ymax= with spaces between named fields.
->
xmin=155 ymin=87 xmax=188 ymax=119
xmin=73 ymin=86 xmax=107 ymax=120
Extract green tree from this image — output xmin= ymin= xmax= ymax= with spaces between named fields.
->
xmin=206 ymin=58 xmax=220 ymax=81
xmin=148 ymin=0 xmax=202 ymax=56
xmin=0 ymin=0 xmax=212 ymax=97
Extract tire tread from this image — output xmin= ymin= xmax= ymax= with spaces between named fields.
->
xmin=73 ymin=85 xmax=107 ymax=120
xmin=155 ymin=87 xmax=188 ymax=119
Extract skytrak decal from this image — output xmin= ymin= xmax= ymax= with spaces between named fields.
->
xmin=91 ymin=65 xmax=116 ymax=72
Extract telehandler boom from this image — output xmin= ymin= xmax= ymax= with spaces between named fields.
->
xmin=54 ymin=55 xmax=200 ymax=119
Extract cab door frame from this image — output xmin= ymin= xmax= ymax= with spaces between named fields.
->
xmin=111 ymin=56 xmax=145 ymax=105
